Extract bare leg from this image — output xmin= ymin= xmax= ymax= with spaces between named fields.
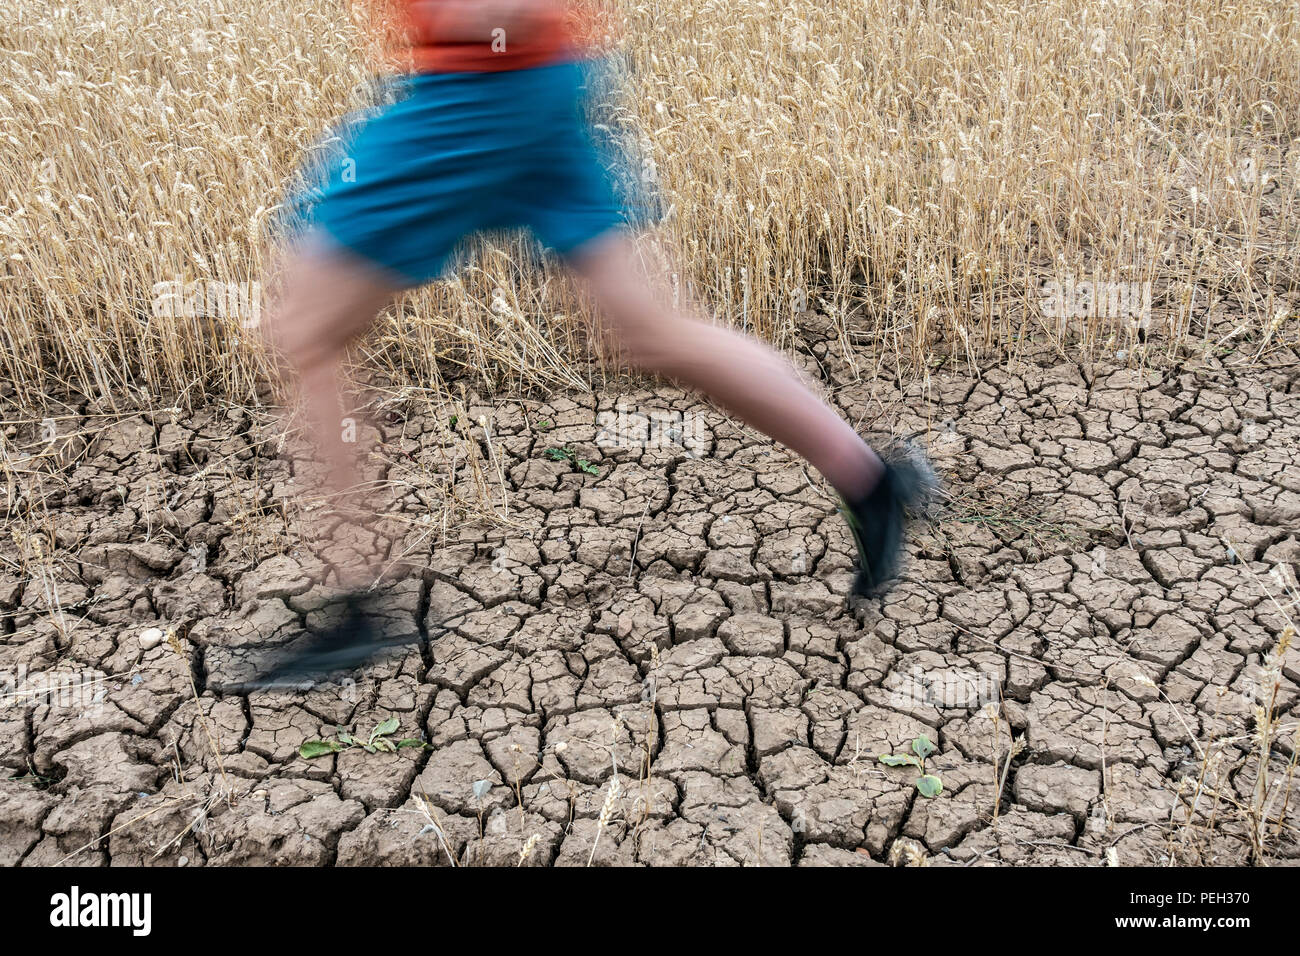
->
xmin=567 ymin=232 xmax=883 ymax=500
xmin=262 ymin=235 xmax=400 ymax=588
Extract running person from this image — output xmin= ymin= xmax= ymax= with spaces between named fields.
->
xmin=256 ymin=0 xmax=933 ymax=685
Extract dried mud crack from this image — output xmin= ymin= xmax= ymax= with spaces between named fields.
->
xmin=2 ymin=340 xmax=1299 ymax=867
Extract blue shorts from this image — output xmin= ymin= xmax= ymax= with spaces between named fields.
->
xmin=285 ymin=60 xmax=630 ymax=287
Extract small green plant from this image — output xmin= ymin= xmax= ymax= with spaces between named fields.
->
xmin=299 ymin=716 xmax=427 ymax=759
xmin=8 ymin=768 xmax=56 ymax=790
xmin=544 ymin=445 xmax=600 ymax=475
xmin=535 ymin=419 xmax=552 ymax=431
xmin=880 ymin=734 xmax=943 ymax=798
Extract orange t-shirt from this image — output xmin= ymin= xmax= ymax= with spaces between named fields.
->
xmin=363 ymin=1 xmax=606 ymax=73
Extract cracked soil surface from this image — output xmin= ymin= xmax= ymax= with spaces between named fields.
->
xmin=3 ymin=327 xmax=1299 ymax=866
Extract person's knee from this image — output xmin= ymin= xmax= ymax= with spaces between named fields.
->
xmin=599 ymin=307 xmax=679 ymax=369
xmin=264 ymin=270 xmax=388 ymax=374
xmin=600 ymin=309 xmax=649 ymax=349
xmin=262 ymin=304 xmax=315 ymax=374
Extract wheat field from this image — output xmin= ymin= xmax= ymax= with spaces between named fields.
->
xmin=1 ymin=0 xmax=1297 ymax=411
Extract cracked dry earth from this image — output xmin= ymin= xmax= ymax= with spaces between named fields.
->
xmin=3 ymin=332 xmax=1299 ymax=868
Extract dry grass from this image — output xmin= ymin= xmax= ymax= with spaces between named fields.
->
xmin=1 ymin=0 xmax=1297 ymax=412
xmin=1166 ymin=546 xmax=1299 ymax=865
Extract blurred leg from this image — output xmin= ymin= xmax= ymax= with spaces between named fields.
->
xmin=262 ymin=235 xmax=399 ymax=588
xmin=567 ymin=232 xmax=884 ymax=500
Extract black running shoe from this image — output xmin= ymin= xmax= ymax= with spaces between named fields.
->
xmin=224 ymin=591 xmax=411 ymax=692
xmin=839 ymin=442 xmax=938 ymax=597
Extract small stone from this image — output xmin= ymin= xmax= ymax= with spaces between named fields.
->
xmin=139 ymin=627 xmax=165 ymax=650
